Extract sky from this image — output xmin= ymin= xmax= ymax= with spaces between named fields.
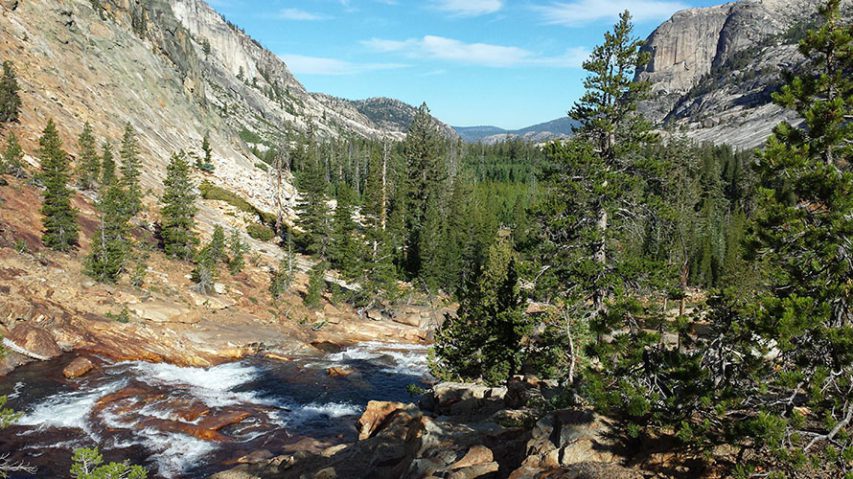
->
xmin=208 ymin=0 xmax=722 ymax=130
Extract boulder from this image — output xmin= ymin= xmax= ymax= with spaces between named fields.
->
xmin=357 ymin=401 xmax=412 ymax=440
xmin=5 ymin=324 xmax=62 ymax=360
xmin=520 ymin=410 xmax=617 ymax=471
xmin=432 ymin=382 xmax=507 ymax=416
xmin=63 ymin=356 xmax=94 ymax=378
xmin=448 ymin=462 xmax=500 ymax=479
xmin=326 ymin=366 xmax=353 ymax=378
xmin=450 ymin=445 xmax=494 ymax=470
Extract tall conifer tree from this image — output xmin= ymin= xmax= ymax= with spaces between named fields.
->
xmin=39 ymin=119 xmax=78 ymax=251
xmin=402 ymin=103 xmax=446 ymax=278
xmin=159 ymin=151 xmax=197 ymax=260
xmin=295 ymin=147 xmax=331 ymax=257
xmin=2 ymin=131 xmax=25 ymax=178
xmin=76 ymin=122 xmax=100 ymax=190
xmin=85 ymin=178 xmax=131 ymax=282
xmin=100 ymin=141 xmax=116 ymax=188
xmin=696 ymin=2 xmax=852 ymax=474
xmin=120 ymin=123 xmax=143 ymax=215
xmin=0 ymin=61 xmax=21 ymax=123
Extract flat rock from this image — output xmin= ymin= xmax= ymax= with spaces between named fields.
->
xmin=130 ymin=300 xmax=196 ymax=324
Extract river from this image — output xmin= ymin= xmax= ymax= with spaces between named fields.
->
xmin=0 ymin=342 xmax=431 ymax=478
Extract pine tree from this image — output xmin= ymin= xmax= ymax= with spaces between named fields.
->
xmin=418 ymin=197 xmax=446 ymax=293
xmin=359 ymin=144 xmax=399 ymax=302
xmin=0 ymin=61 xmax=21 ymax=123
xmin=443 ymin=175 xmax=478 ymax=293
xmin=227 ymin=228 xmax=247 ymax=275
xmin=303 ymin=262 xmax=326 ymax=309
xmin=564 ymin=9 xmax=654 ymax=319
xmin=120 ymin=123 xmax=143 ymax=216
xmin=403 ymin=103 xmax=446 ymax=278
xmin=269 ymin=247 xmax=295 ymax=301
xmin=2 ymin=131 xmax=25 ymax=178
xmin=76 ymin=122 xmax=100 ymax=190
xmin=694 ymin=2 xmax=852 ymax=474
xmin=199 ymin=133 xmax=214 ymax=172
xmin=536 ymin=12 xmax=689 ymax=436
xmin=85 ymin=179 xmax=131 ymax=283
xmin=192 ymin=244 xmax=218 ymax=295
xmin=209 ymin=225 xmax=226 ymax=263
xmin=159 ymin=151 xmax=197 ymax=260
xmin=431 ymin=230 xmax=533 ymax=385
xmin=69 ymin=448 xmax=147 ymax=479
xmin=329 ymin=184 xmax=362 ymax=279
xmin=39 ymin=119 xmax=78 ymax=251
xmin=295 ymin=149 xmax=331 ymax=257
xmin=100 ymin=141 xmax=116 ymax=188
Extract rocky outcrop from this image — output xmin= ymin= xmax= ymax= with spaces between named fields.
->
xmin=216 ymin=380 xmax=627 ymax=479
xmin=4 ymin=324 xmax=62 ymax=360
xmin=357 ymin=401 xmax=412 ymax=440
xmin=637 ymin=0 xmax=848 ymax=148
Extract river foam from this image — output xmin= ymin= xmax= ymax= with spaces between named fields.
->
xmin=8 ymin=342 xmax=430 ymax=479
xmin=324 ymin=341 xmax=431 ymax=376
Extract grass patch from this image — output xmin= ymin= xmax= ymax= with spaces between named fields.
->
xmin=199 ymin=180 xmax=277 ymax=225
xmin=238 ymin=128 xmax=263 ymax=145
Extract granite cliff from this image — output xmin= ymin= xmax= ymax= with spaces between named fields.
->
xmin=638 ymin=0 xmax=851 ymax=148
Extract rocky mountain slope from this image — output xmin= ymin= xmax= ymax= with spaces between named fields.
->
xmin=0 ymin=0 xmax=450 ymax=227
xmin=455 ymin=117 xmax=578 ymax=144
xmin=637 ymin=0 xmax=850 ymax=149
xmin=344 ymin=96 xmax=459 ymax=140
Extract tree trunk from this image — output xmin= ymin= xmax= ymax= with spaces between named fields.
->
xmin=593 ymin=207 xmax=608 ymax=316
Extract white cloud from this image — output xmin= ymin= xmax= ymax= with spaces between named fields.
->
xmin=278 ymin=8 xmax=328 ymax=21
xmin=534 ymin=0 xmax=688 ymax=26
xmin=362 ymin=36 xmax=588 ymax=68
xmin=282 ymin=54 xmax=408 ymax=76
xmin=433 ymin=0 xmax=503 ymax=16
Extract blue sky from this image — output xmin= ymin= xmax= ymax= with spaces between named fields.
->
xmin=209 ymin=0 xmax=721 ymax=129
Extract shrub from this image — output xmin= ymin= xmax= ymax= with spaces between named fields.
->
xmin=246 ymin=223 xmax=275 ymax=242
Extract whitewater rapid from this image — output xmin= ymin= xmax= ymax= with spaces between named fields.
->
xmin=5 ymin=341 xmax=431 ymax=478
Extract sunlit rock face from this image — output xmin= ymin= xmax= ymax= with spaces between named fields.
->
xmin=637 ymin=0 xmax=849 ymax=149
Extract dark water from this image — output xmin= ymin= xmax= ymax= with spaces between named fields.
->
xmin=0 ymin=342 xmax=430 ymax=478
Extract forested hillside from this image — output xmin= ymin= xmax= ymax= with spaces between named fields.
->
xmin=0 ymin=0 xmax=849 ymax=478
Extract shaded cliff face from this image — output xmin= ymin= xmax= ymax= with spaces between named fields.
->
xmin=637 ymin=0 xmax=848 ymax=148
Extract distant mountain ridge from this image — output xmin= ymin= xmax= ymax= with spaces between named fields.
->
xmin=345 ymin=97 xmax=459 ymax=140
xmin=454 ymin=117 xmax=578 ymax=144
